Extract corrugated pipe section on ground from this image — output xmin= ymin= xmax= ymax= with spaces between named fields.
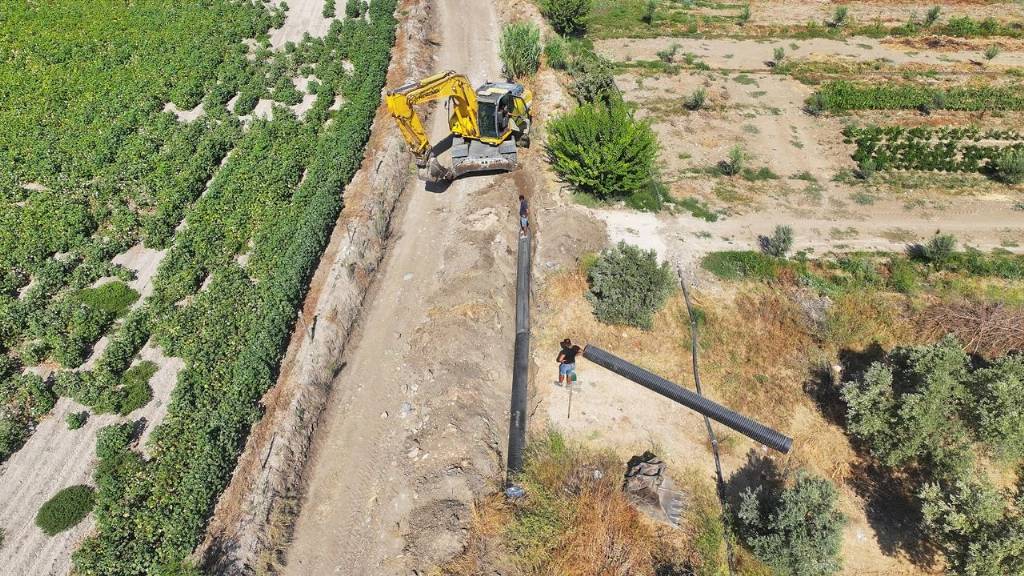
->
xmin=581 ymin=345 xmax=793 ymax=454
xmin=506 ymin=233 xmax=531 ymax=481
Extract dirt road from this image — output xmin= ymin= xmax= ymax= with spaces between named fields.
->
xmin=281 ymin=1 xmax=515 ymax=574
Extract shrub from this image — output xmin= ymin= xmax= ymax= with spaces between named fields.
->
xmin=625 ymin=178 xmax=669 ymax=212
xmin=272 ymin=76 xmax=303 ymax=105
xmin=499 ymin=22 xmax=541 ymax=80
xmin=66 ymin=411 xmax=87 ymax=430
xmin=761 ymin=225 xmax=794 ymax=258
xmin=35 ymin=485 xmax=95 ymax=536
xmin=719 ymin=145 xmax=746 ymax=176
xmin=737 ymin=4 xmax=750 ymax=25
xmin=546 ymin=103 xmax=658 ymax=201
xmin=345 ymin=0 xmax=367 ymax=18
xmin=701 ymin=251 xmax=780 ymax=281
xmin=568 ymin=51 xmax=618 ymax=104
xmin=984 ymin=45 xmax=1001 ymax=61
xmin=994 ymin=148 xmax=1024 ymax=184
xmin=586 ymin=241 xmax=674 ymax=329
xmin=117 ymin=361 xmax=156 ymax=414
xmin=544 ymin=36 xmax=569 ymax=70
xmin=736 ymin=473 xmax=845 ymax=576
xmin=96 ymin=423 xmax=134 ymax=460
xmin=829 ymin=6 xmax=848 ymax=28
xmin=684 ymin=88 xmax=707 ymax=111
xmin=924 ymin=6 xmax=941 ymax=27
xmin=842 ymin=336 xmax=972 ymax=469
xmin=921 ymin=234 xmax=957 ymax=264
xmin=540 ymin=0 xmax=592 ymax=36
xmin=20 ymin=339 xmax=49 ymax=365
xmin=322 ymin=0 xmax=335 ymax=18
xmin=657 ymin=44 xmax=680 ymax=63
xmin=773 ymin=46 xmax=785 ymax=64
xmin=969 ymin=355 xmax=1024 ymax=460
xmin=642 ymin=0 xmax=656 ymax=25
xmin=857 ymin=157 xmax=876 ymax=179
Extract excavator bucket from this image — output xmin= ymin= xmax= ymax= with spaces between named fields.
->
xmin=417 ymin=137 xmax=519 ymax=182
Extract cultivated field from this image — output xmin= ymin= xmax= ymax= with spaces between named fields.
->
xmin=0 ymin=0 xmax=398 ymax=573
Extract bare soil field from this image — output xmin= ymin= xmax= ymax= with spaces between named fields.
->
xmin=748 ymin=0 xmax=1024 ymax=27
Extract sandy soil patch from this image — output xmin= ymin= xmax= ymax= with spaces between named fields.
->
xmin=269 ymin=0 xmax=333 ymax=49
xmin=598 ymin=36 xmax=1024 ymax=70
xmin=163 ymin=101 xmax=206 ymax=123
xmin=112 ymin=243 xmax=167 ymax=302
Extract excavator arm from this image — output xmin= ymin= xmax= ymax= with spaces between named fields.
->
xmin=385 ymin=70 xmax=479 ymax=162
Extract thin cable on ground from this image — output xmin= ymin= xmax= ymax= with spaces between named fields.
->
xmin=678 ymin=272 xmax=737 ymax=576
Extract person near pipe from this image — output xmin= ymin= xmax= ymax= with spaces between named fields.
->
xmin=518 ymin=194 xmax=529 ymax=237
xmin=557 ymin=338 xmax=581 ymax=386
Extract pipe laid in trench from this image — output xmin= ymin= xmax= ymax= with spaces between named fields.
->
xmin=506 ymin=233 xmax=531 ymax=479
xmin=581 ymin=345 xmax=793 ymax=454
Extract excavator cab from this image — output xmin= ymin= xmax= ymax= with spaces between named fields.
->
xmin=385 ymin=71 xmax=533 ymax=182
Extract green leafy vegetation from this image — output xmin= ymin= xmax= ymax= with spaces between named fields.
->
xmin=844 ymin=124 xmax=1024 ymax=180
xmin=66 ymin=411 xmax=88 ymax=430
xmin=761 ymin=225 xmax=794 ymax=258
xmin=345 ymin=0 xmax=368 ymax=19
xmin=736 ymin=473 xmax=845 ymax=576
xmin=587 ymin=241 xmax=674 ymax=329
xmin=811 ymin=81 xmax=1024 ymax=113
xmin=323 ymin=0 xmax=336 ymax=18
xmin=35 ymin=485 xmax=96 ymax=536
xmin=702 ymin=251 xmax=781 ymax=281
xmin=77 ymin=281 xmax=139 ymax=316
xmin=544 ymin=36 xmax=569 ymax=70
xmin=0 ymin=369 xmax=56 ymax=462
xmin=679 ymin=196 xmax=719 ymax=222
xmin=685 ymin=87 xmax=708 ymax=110
xmin=843 ymin=337 xmax=1024 ymax=575
xmin=718 ymin=145 xmax=747 ymax=176
xmin=540 ymin=0 xmax=593 ymax=36
xmin=546 ymin=103 xmax=658 ymax=201
xmin=568 ymin=51 xmax=620 ymax=104
xmin=500 ymin=22 xmax=542 ymax=79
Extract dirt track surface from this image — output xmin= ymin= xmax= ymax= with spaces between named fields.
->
xmin=280 ymin=1 xmax=518 ymax=573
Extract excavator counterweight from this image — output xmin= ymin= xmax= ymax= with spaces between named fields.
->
xmin=385 ymin=71 xmax=532 ymax=182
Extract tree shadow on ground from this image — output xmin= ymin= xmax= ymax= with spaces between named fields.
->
xmin=846 ymin=458 xmax=941 ymax=569
xmin=722 ymin=449 xmax=786 ymax=510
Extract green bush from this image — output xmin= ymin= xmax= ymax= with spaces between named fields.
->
xmin=625 ymin=178 xmax=669 ymax=212
xmin=66 ymin=411 xmax=87 ymax=430
xmin=829 ymin=6 xmax=849 ymax=28
xmin=35 ymin=485 xmax=95 ymax=536
xmin=118 ymin=361 xmax=156 ymax=414
xmin=272 ymin=76 xmax=303 ymax=105
xmin=568 ymin=51 xmax=619 ymax=104
xmin=773 ymin=46 xmax=785 ymax=64
xmin=586 ymin=241 xmax=674 ymax=329
xmin=702 ymin=251 xmax=780 ymax=281
xmin=984 ymin=45 xmax=1001 ymax=61
xmin=322 ymin=0 xmax=335 ymax=18
xmin=641 ymin=0 xmax=656 ymax=25
xmin=540 ymin=0 xmax=592 ymax=36
xmin=857 ymin=157 xmax=876 ymax=179
xmin=499 ymin=22 xmax=541 ymax=79
xmin=924 ymin=6 xmax=941 ymax=27
xmin=761 ymin=225 xmax=794 ymax=258
xmin=970 ymin=355 xmax=1024 ymax=461
xmin=719 ymin=145 xmax=746 ymax=176
xmin=736 ymin=473 xmax=845 ymax=576
xmin=544 ymin=36 xmax=569 ymax=70
xmin=96 ymin=423 xmax=134 ymax=460
xmin=76 ymin=281 xmax=139 ymax=316
xmin=684 ymin=88 xmax=707 ymax=111
xmin=994 ymin=148 xmax=1024 ymax=184
xmin=921 ymin=233 xmax=957 ymax=264
xmin=546 ymin=103 xmax=657 ymax=201
xmin=345 ymin=0 xmax=367 ymax=18
xmin=842 ymin=336 xmax=972 ymax=470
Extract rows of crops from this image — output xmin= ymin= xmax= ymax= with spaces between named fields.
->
xmin=1 ymin=0 xmax=400 ymax=572
xmin=844 ymin=125 xmax=1024 ymax=173
xmin=810 ymin=80 xmax=1024 ymax=113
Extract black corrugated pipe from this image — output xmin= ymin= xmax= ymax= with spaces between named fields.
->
xmin=581 ymin=345 xmax=793 ymax=454
xmin=506 ymin=234 xmax=531 ymax=480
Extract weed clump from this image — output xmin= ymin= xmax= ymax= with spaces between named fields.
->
xmin=36 ymin=485 xmax=95 ymax=536
xmin=66 ymin=411 xmax=87 ymax=430
xmin=761 ymin=225 xmax=794 ymax=258
xmin=544 ymin=36 xmax=569 ymax=70
xmin=994 ymin=148 xmax=1024 ymax=184
xmin=499 ymin=22 xmax=541 ymax=79
xmin=684 ymin=87 xmax=707 ymax=111
xmin=587 ymin=241 xmax=674 ymax=330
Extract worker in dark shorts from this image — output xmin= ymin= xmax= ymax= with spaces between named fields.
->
xmin=557 ymin=338 xmax=581 ymax=386
xmin=519 ymin=194 xmax=529 ymax=237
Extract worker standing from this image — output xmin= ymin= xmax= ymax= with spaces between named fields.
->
xmin=519 ymin=194 xmax=529 ymax=237
xmin=557 ymin=338 xmax=580 ymax=386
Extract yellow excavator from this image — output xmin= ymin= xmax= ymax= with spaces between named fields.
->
xmin=385 ymin=70 xmax=533 ymax=182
